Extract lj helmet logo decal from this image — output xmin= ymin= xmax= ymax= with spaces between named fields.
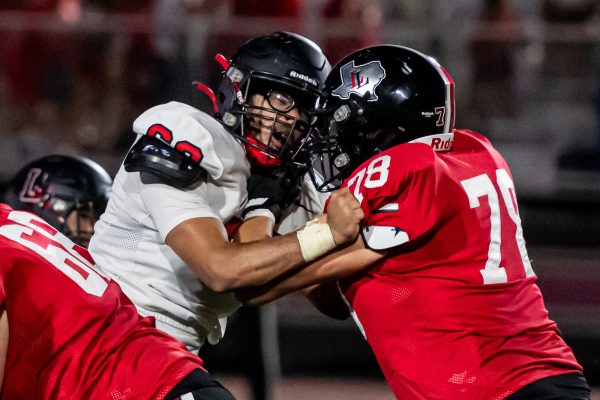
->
xmin=332 ymin=60 xmax=386 ymax=101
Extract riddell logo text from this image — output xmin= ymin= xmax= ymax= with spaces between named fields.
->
xmin=290 ymin=71 xmax=318 ymax=86
xmin=431 ymin=137 xmax=453 ymax=151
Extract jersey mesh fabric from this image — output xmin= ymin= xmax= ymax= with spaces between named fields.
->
xmin=339 ymin=130 xmax=582 ymax=400
xmin=94 ymin=210 xmax=145 ymax=254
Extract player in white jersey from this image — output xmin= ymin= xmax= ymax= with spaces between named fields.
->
xmin=88 ymin=32 xmax=359 ymax=355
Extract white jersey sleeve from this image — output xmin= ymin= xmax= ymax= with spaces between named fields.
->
xmin=139 ymin=180 xmax=216 ymax=240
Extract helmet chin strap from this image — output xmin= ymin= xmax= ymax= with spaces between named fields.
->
xmin=214 ymin=53 xmax=230 ymax=70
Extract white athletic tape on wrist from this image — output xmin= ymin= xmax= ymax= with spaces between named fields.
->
xmin=296 ymin=218 xmax=337 ymax=262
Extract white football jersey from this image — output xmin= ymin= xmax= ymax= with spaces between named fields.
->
xmin=276 ymin=173 xmax=330 ymax=235
xmin=89 ymin=102 xmax=250 ymax=351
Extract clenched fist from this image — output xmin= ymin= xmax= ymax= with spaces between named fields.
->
xmin=327 ymin=188 xmax=364 ymax=245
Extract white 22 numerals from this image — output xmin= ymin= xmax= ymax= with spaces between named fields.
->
xmin=461 ymin=169 xmax=534 ymax=284
xmin=0 ymin=211 xmax=108 ymax=296
xmin=347 ymin=155 xmax=391 ymax=203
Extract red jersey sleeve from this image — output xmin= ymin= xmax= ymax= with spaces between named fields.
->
xmin=342 ymin=143 xmax=441 ymax=250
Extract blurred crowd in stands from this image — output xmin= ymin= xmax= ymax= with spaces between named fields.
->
xmin=0 ymin=0 xmax=599 ymax=186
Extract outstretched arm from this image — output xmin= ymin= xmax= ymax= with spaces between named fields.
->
xmin=166 ymin=188 xmax=364 ymax=292
xmin=234 ymin=233 xmax=387 ymax=305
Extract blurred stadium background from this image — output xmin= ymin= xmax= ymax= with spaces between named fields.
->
xmin=1 ymin=0 xmax=599 ymax=398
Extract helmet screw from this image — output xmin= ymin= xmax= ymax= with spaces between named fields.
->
xmin=333 ymin=153 xmax=350 ymax=168
xmin=222 ymin=112 xmax=237 ymax=126
xmin=334 ymin=105 xmax=351 ymax=122
xmin=227 ymin=67 xmax=244 ymax=83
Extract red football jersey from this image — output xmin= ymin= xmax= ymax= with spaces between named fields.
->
xmin=0 ymin=204 xmax=204 ymax=399
xmin=339 ymin=130 xmax=582 ymax=399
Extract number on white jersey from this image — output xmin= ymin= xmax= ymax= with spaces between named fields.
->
xmin=0 ymin=211 xmax=108 ymax=296
xmin=461 ymin=169 xmax=534 ymax=284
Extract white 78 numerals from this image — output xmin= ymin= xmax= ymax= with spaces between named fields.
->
xmin=461 ymin=169 xmax=535 ymax=284
xmin=346 ymin=159 xmax=533 ymax=285
xmin=347 ymin=155 xmax=391 ymax=203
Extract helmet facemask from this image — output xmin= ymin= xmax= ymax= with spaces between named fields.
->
xmin=305 ymin=98 xmax=398 ymax=192
xmin=42 ymin=193 xmax=108 ymax=248
xmin=222 ymin=74 xmax=318 ymax=167
xmin=64 ymin=197 xmax=108 ymax=248
xmin=305 ymin=122 xmax=350 ymax=192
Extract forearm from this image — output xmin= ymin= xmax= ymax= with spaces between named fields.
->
xmin=168 ymin=187 xmax=363 ymax=293
xmin=223 ymin=215 xmax=339 ymax=291
xmin=214 ymin=232 xmax=307 ymax=291
xmin=234 ymin=251 xmax=349 ymax=305
xmin=235 ymin=215 xmax=274 ymax=242
xmin=236 ymin=236 xmax=382 ymax=305
xmin=236 ymin=265 xmax=326 ymax=306
xmin=167 ymin=217 xmax=306 ymax=292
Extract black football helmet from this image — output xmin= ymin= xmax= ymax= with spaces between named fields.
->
xmin=306 ymin=45 xmax=456 ymax=191
xmin=216 ymin=31 xmax=331 ymax=167
xmin=3 ymin=155 xmax=112 ymax=247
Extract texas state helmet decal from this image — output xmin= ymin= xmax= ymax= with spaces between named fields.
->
xmin=332 ymin=60 xmax=386 ymax=101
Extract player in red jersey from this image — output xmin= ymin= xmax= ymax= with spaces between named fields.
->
xmin=0 ymin=203 xmax=235 ymax=399
xmin=237 ymin=45 xmax=591 ymax=399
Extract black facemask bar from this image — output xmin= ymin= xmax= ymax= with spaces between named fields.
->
xmin=67 ymin=200 xmax=100 ymax=248
xmin=47 ymin=196 xmax=108 ymax=248
xmin=304 ymin=120 xmax=354 ymax=192
xmin=221 ymin=71 xmax=321 ymax=164
xmin=228 ymin=99 xmax=313 ymax=163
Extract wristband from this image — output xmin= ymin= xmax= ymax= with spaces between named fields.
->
xmin=296 ymin=218 xmax=337 ymax=262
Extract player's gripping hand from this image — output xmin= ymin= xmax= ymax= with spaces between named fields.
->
xmin=327 ymin=187 xmax=364 ymax=245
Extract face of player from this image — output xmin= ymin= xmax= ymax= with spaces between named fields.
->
xmin=247 ymin=91 xmax=309 ymax=152
xmin=64 ymin=207 xmax=96 ymax=248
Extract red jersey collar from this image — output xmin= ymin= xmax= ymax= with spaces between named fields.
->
xmin=408 ymin=132 xmax=454 ymax=152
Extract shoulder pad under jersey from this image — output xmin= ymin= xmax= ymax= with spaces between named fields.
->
xmin=132 ymin=101 xmax=238 ymax=180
